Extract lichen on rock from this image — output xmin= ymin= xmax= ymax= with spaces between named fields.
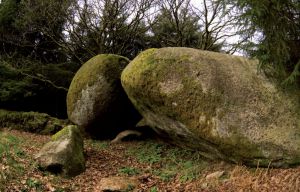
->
xmin=67 ymin=54 xmax=141 ymax=138
xmin=35 ymin=125 xmax=85 ymax=177
xmin=121 ymin=47 xmax=300 ymax=167
xmin=0 ymin=109 xmax=66 ymax=134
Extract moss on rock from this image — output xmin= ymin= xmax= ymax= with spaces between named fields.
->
xmin=0 ymin=109 xmax=66 ymax=134
xmin=67 ymin=54 xmax=129 ymax=116
xmin=35 ymin=125 xmax=85 ymax=177
xmin=121 ymin=47 xmax=300 ymax=167
xmin=67 ymin=54 xmax=141 ymax=138
xmin=51 ymin=125 xmax=71 ymax=141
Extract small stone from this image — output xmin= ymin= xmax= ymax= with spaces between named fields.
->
xmin=200 ymin=182 xmax=208 ymax=189
xmin=98 ymin=176 xmax=139 ymax=192
xmin=205 ymin=171 xmax=225 ymax=180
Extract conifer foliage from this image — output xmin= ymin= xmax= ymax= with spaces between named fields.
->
xmin=229 ymin=0 xmax=300 ymax=85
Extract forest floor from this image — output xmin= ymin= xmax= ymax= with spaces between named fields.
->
xmin=0 ymin=128 xmax=300 ymax=192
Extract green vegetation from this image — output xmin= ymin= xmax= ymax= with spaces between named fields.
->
xmin=88 ymin=140 xmax=110 ymax=150
xmin=0 ymin=132 xmax=25 ymax=191
xmin=0 ymin=58 xmax=77 ymax=118
xmin=158 ymin=148 xmax=209 ymax=182
xmin=25 ymin=178 xmax=43 ymax=191
xmin=126 ymin=141 xmax=210 ymax=182
xmin=0 ymin=0 xmax=298 ymax=119
xmin=88 ymin=139 xmax=211 ymax=183
xmin=0 ymin=109 xmax=66 ymax=134
xmin=0 ymin=131 xmax=70 ymax=191
xmin=228 ymin=0 xmax=300 ymax=86
xmin=51 ymin=125 xmax=71 ymax=141
xmin=126 ymin=141 xmax=163 ymax=164
xmin=150 ymin=186 xmax=158 ymax=192
xmin=0 ymin=0 xmax=76 ymax=117
xmin=119 ymin=167 xmax=140 ymax=176
xmin=1 ymin=130 xmax=298 ymax=191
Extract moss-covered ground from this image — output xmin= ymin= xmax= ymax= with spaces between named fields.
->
xmin=0 ymin=109 xmax=66 ymax=134
xmin=0 ymin=128 xmax=299 ymax=191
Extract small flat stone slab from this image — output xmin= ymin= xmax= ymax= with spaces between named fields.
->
xmin=98 ymin=176 xmax=139 ymax=192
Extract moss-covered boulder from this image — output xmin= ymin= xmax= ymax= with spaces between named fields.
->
xmin=121 ymin=47 xmax=300 ymax=167
xmin=67 ymin=54 xmax=141 ymax=138
xmin=0 ymin=109 xmax=67 ymax=134
xmin=35 ymin=125 xmax=85 ymax=177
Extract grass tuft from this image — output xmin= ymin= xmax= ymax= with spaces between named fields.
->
xmin=0 ymin=131 xmax=25 ymax=190
xmin=119 ymin=167 xmax=140 ymax=176
xmin=126 ymin=141 xmax=209 ymax=182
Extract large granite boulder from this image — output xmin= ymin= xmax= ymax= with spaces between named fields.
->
xmin=35 ymin=125 xmax=85 ymax=177
xmin=121 ymin=47 xmax=300 ymax=167
xmin=67 ymin=54 xmax=141 ymax=138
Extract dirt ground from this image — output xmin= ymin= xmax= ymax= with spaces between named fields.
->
xmin=1 ymin=129 xmax=300 ymax=192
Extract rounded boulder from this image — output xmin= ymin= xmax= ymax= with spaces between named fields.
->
xmin=121 ymin=47 xmax=300 ymax=167
xmin=67 ymin=54 xmax=140 ymax=138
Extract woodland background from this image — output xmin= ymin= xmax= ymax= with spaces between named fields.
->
xmin=0 ymin=0 xmax=299 ymax=118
